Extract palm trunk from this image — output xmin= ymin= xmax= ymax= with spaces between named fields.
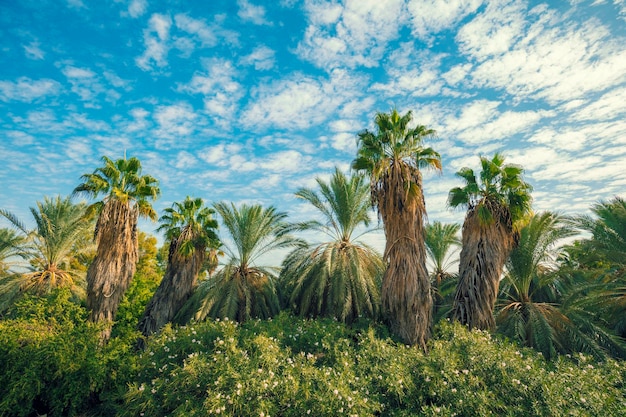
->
xmin=138 ymin=238 xmax=205 ymax=337
xmin=378 ymin=163 xmax=432 ymax=349
xmin=452 ymin=206 xmax=514 ymax=330
xmin=86 ymin=199 xmax=139 ymax=341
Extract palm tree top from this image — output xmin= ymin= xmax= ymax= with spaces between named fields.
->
xmin=448 ymin=152 xmax=533 ymax=225
xmin=352 ymin=109 xmax=441 ymax=175
xmin=73 ymin=155 xmax=160 ymax=220
xmin=157 ymin=196 xmax=220 ymax=257
xmin=213 ymin=202 xmax=301 ymax=270
xmin=294 ymin=168 xmax=373 ymax=243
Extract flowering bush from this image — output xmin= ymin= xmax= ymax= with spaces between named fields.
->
xmin=122 ymin=314 xmax=626 ymax=416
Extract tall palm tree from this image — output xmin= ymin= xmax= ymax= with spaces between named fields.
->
xmin=73 ymin=155 xmax=160 ymax=340
xmin=448 ymin=153 xmax=532 ymax=330
xmin=425 ymin=221 xmax=461 ymax=318
xmin=0 ymin=196 xmax=93 ymax=311
xmin=352 ymin=109 xmax=441 ymax=348
xmin=280 ymin=168 xmax=384 ymax=323
xmin=180 ymin=203 xmax=301 ymax=323
xmin=138 ymin=197 xmax=220 ymax=337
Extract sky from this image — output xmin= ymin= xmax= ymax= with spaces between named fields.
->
xmin=1 ymin=0 xmax=625 ymax=264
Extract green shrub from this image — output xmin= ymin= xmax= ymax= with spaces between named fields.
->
xmin=121 ymin=316 xmax=626 ymax=416
xmin=0 ymin=290 xmax=135 ymax=417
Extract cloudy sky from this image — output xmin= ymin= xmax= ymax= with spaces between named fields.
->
xmin=1 ymin=0 xmax=625 ymax=261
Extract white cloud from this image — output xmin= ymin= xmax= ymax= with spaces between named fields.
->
xmin=296 ymin=0 xmax=405 ymax=69
xmin=457 ymin=0 xmax=527 ymax=60
xmin=152 ymin=102 xmax=200 ymax=147
xmin=128 ymin=0 xmax=147 ymax=18
xmin=136 ymin=14 xmax=172 ymax=71
xmin=23 ymin=41 xmax=44 ymax=60
xmin=243 ymin=69 xmax=366 ymax=130
xmin=240 ymin=45 xmax=275 ymax=70
xmin=179 ymin=58 xmax=243 ymax=123
xmin=570 ymin=86 xmax=626 ymax=122
xmin=173 ymin=151 xmax=198 ymax=169
xmin=0 ymin=77 xmax=61 ymax=102
xmin=463 ymin=4 xmax=626 ymax=104
xmin=407 ymin=0 xmax=484 ymax=43
xmin=175 ymin=14 xmax=218 ymax=47
xmin=237 ymin=0 xmax=272 ymax=25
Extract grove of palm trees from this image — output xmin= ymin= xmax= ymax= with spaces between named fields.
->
xmin=1 ymin=110 xmax=625 ymax=416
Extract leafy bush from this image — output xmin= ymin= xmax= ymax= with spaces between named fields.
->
xmin=121 ymin=315 xmax=626 ymax=416
xmin=0 ymin=290 xmax=135 ymax=417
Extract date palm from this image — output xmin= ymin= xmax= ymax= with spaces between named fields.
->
xmin=280 ymin=168 xmax=384 ymax=323
xmin=180 ymin=203 xmax=301 ymax=323
xmin=352 ymin=109 xmax=441 ymax=348
xmin=574 ymin=197 xmax=626 ymax=338
xmin=448 ymin=153 xmax=532 ymax=330
xmin=73 ymin=155 xmax=160 ymax=340
xmin=496 ymin=212 xmax=575 ymax=358
xmin=0 ymin=196 xmax=93 ymax=311
xmin=138 ymin=197 xmax=220 ymax=337
xmin=425 ymin=221 xmax=461 ymax=318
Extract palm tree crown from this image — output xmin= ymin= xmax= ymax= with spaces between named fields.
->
xmin=181 ymin=203 xmax=301 ymax=323
xmin=280 ymin=168 xmax=384 ymax=323
xmin=73 ymin=155 xmax=160 ymax=221
xmin=0 ymin=196 xmax=93 ymax=311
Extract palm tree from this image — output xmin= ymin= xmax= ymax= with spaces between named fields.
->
xmin=138 ymin=197 xmax=220 ymax=337
xmin=573 ymin=197 xmax=626 ymax=338
xmin=73 ymin=155 xmax=160 ymax=340
xmin=496 ymin=212 xmax=576 ymax=358
xmin=0 ymin=227 xmax=27 ymax=277
xmin=280 ymin=168 xmax=384 ymax=323
xmin=448 ymin=153 xmax=532 ymax=330
xmin=0 ymin=196 xmax=93 ymax=312
xmin=352 ymin=109 xmax=441 ymax=348
xmin=425 ymin=221 xmax=461 ymax=318
xmin=180 ymin=203 xmax=301 ymax=323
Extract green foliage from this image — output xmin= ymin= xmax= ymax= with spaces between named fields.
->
xmin=73 ymin=154 xmax=161 ymax=221
xmin=0 ymin=196 xmax=94 ymax=312
xmin=119 ymin=315 xmax=626 ymax=416
xmin=448 ymin=153 xmax=533 ymax=226
xmin=179 ymin=203 xmax=301 ymax=323
xmin=112 ymin=231 xmax=163 ymax=339
xmin=0 ymin=289 xmax=135 ymax=417
xmin=352 ymin=108 xmax=441 ymax=208
xmin=281 ymin=168 xmax=384 ymax=322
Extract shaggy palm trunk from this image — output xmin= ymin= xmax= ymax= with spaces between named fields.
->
xmin=86 ymin=200 xmax=139 ymax=341
xmin=378 ymin=163 xmax=432 ymax=349
xmin=138 ymin=236 xmax=205 ymax=336
xmin=452 ymin=207 xmax=514 ymax=330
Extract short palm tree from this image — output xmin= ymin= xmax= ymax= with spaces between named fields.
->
xmin=425 ymin=221 xmax=461 ymax=318
xmin=181 ymin=203 xmax=301 ymax=323
xmin=0 ymin=196 xmax=93 ymax=311
xmin=0 ymin=227 xmax=27 ymax=276
xmin=573 ymin=197 xmax=626 ymax=338
xmin=280 ymin=168 xmax=384 ymax=323
xmin=138 ymin=197 xmax=220 ymax=337
xmin=73 ymin=155 xmax=160 ymax=340
xmin=352 ymin=108 xmax=441 ymax=348
xmin=496 ymin=212 xmax=580 ymax=359
xmin=448 ymin=153 xmax=532 ymax=330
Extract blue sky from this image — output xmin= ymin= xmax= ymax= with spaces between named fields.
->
xmin=1 ymin=0 xmax=625 ymax=260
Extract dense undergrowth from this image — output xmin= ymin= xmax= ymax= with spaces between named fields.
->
xmin=1 ymin=291 xmax=625 ymax=416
